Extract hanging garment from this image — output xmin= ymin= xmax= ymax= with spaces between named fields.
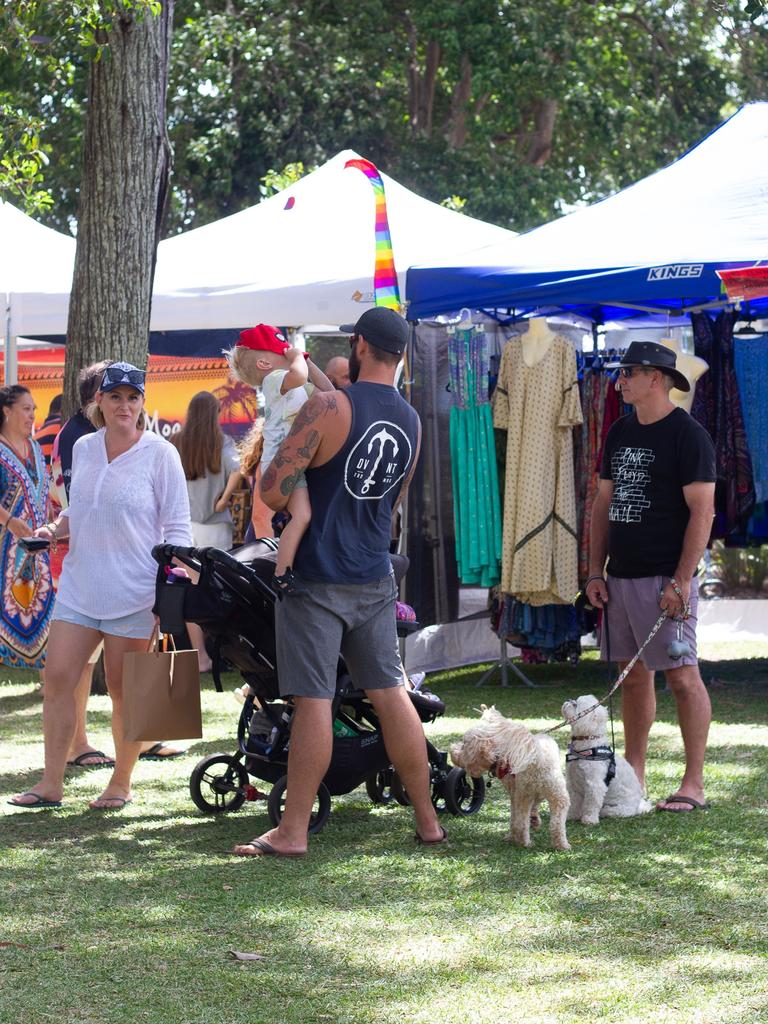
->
xmin=691 ymin=311 xmax=756 ymax=537
xmin=733 ymin=335 xmax=768 ymax=505
xmin=449 ymin=328 xmax=502 ymax=587
xmin=596 ymin=371 xmax=623 ymax=472
xmin=492 ymin=334 xmax=582 ymax=606
xmin=494 ymin=594 xmax=581 ymax=664
xmin=576 ymin=368 xmax=606 ymax=584
xmin=0 ymin=439 xmax=53 ymax=668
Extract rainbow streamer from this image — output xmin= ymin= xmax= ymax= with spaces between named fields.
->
xmin=345 ymin=158 xmax=402 ymax=311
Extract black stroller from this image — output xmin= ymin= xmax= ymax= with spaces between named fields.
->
xmin=152 ymin=540 xmax=485 ymax=832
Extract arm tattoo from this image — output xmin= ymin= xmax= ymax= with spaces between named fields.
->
xmin=280 ymin=468 xmax=304 ymax=497
xmin=296 ymin=429 xmax=320 ymax=461
xmin=292 ymin=399 xmax=324 ymax=433
xmin=261 ymin=462 xmax=277 ymax=492
xmin=273 ymin=449 xmax=293 ymax=469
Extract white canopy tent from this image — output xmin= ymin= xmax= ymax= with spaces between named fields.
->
xmin=1 ymin=200 xmax=76 ymax=382
xmin=150 ymin=150 xmax=515 ymax=330
xmin=2 ymin=152 xmax=515 ymax=381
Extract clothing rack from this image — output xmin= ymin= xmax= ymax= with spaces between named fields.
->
xmin=475 ymin=636 xmax=541 ymax=689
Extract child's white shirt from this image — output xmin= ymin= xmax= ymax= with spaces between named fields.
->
xmin=261 ymin=369 xmax=310 ymax=468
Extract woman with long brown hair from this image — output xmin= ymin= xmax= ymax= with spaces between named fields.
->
xmin=172 ymin=391 xmax=242 ymax=551
xmin=172 ymin=391 xmax=242 ymax=672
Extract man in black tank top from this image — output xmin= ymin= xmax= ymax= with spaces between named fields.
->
xmin=233 ymin=308 xmax=446 ymax=857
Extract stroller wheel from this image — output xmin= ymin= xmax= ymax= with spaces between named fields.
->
xmin=365 ymin=768 xmax=396 ymax=805
xmin=189 ymin=754 xmax=248 ymax=814
xmin=442 ymin=766 xmax=486 ymax=816
xmin=267 ymin=775 xmax=331 ymax=834
xmin=389 ymin=772 xmax=411 ymax=806
xmin=430 ymin=780 xmax=449 ymax=814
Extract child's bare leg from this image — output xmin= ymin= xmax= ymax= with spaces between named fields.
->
xmin=275 ymin=487 xmax=311 ymax=579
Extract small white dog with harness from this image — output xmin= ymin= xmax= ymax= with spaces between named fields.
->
xmin=563 ymin=695 xmax=654 ymax=824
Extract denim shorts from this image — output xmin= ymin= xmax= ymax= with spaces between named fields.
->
xmin=52 ymin=601 xmax=155 ymax=640
xmin=275 ymin=572 xmax=402 ymax=699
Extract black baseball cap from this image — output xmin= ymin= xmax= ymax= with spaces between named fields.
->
xmin=339 ymin=307 xmax=409 ymax=355
xmin=605 ymin=341 xmax=690 ymax=392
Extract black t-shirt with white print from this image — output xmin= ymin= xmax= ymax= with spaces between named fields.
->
xmin=599 ymin=408 xmax=716 ymax=578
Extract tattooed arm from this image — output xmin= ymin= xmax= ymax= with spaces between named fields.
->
xmin=306 ymin=358 xmax=335 ymax=393
xmin=259 ymin=391 xmax=341 ymax=510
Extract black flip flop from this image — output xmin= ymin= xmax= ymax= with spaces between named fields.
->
xmin=416 ymin=826 xmax=449 ymax=846
xmin=233 ymin=838 xmax=306 ymax=858
xmin=67 ymin=750 xmax=116 ymax=769
xmin=89 ymin=796 xmax=133 ymax=811
xmin=138 ymin=743 xmax=184 ymax=761
xmin=8 ymin=791 xmax=62 ymax=809
xmin=657 ymin=793 xmax=710 ymax=812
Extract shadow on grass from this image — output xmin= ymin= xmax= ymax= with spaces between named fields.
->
xmin=2 ymin=665 xmax=767 ymax=1022
xmin=0 ymin=685 xmax=44 ymax=716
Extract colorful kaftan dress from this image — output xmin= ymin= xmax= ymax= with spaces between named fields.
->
xmin=0 ymin=439 xmax=53 ymax=668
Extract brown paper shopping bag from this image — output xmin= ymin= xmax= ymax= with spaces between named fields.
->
xmin=122 ymin=628 xmax=202 ymax=741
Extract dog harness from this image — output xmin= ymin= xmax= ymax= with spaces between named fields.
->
xmin=491 ymin=761 xmax=514 ymax=780
xmin=566 ymin=742 xmax=616 ymax=787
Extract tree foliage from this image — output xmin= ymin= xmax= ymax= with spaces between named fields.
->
xmin=3 ymin=1 xmax=768 ymax=236
xmin=0 ymin=2 xmax=161 ymax=217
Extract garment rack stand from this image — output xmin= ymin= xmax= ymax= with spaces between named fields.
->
xmin=476 ymin=636 xmax=541 ymax=688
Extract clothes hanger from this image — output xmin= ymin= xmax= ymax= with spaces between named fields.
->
xmin=457 ymin=307 xmax=474 ymax=330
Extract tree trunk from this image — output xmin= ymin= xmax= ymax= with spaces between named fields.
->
xmin=444 ymin=54 xmax=473 ymax=150
xmin=63 ymin=2 xmax=174 ymax=416
xmin=405 ymin=16 xmax=440 ymax=138
xmin=525 ymin=99 xmax=558 ymax=167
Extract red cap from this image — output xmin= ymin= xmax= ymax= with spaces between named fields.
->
xmin=237 ymin=324 xmax=289 ymax=355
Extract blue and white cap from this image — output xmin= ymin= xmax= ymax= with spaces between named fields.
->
xmin=99 ymin=361 xmax=146 ymax=395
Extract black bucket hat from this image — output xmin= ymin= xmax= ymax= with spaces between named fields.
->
xmin=606 ymin=341 xmax=690 ymax=393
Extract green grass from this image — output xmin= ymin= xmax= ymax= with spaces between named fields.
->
xmin=2 ymin=653 xmax=767 ymax=1024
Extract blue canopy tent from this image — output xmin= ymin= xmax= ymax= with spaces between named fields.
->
xmin=406 ymin=102 xmax=768 ymax=321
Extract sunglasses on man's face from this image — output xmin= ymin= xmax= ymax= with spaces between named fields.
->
xmin=102 ymin=366 xmax=145 ymax=388
xmin=348 ymin=334 xmax=359 ymax=349
xmin=619 ymin=366 xmax=653 ymax=379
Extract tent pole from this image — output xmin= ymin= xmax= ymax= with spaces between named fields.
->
xmin=4 ymin=299 xmax=17 ymax=386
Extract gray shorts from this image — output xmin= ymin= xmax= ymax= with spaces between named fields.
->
xmin=274 ymin=572 xmax=403 ymax=699
xmin=599 ymin=575 xmax=699 ymax=672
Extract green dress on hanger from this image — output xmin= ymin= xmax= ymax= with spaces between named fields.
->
xmin=449 ymin=327 xmax=502 ymax=587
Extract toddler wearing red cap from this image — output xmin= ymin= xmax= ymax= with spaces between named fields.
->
xmin=226 ymin=325 xmax=334 ymax=593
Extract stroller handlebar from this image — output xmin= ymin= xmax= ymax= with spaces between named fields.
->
xmin=152 ymin=543 xmax=276 ymax=602
xmin=151 ymin=543 xmax=201 ymax=570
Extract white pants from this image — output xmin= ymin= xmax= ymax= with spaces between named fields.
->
xmin=191 ymin=521 xmax=233 ymax=551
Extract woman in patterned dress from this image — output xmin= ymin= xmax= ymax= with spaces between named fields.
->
xmin=0 ymin=386 xmax=53 ymax=670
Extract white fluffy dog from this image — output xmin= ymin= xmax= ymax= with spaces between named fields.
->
xmin=562 ymin=695 xmax=654 ymax=824
xmin=450 ymin=706 xmax=570 ymax=851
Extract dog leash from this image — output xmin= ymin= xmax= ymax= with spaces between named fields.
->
xmin=604 ymin=604 xmax=616 ymax=752
xmin=542 ymin=610 xmax=668 ymax=735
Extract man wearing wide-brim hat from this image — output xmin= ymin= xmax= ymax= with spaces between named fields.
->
xmin=586 ymin=341 xmax=716 ymax=814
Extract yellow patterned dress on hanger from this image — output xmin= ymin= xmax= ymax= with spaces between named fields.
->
xmin=492 ymin=334 xmax=582 ymax=606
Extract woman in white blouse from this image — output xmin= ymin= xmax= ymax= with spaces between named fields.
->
xmin=9 ymin=362 xmax=192 ymax=811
